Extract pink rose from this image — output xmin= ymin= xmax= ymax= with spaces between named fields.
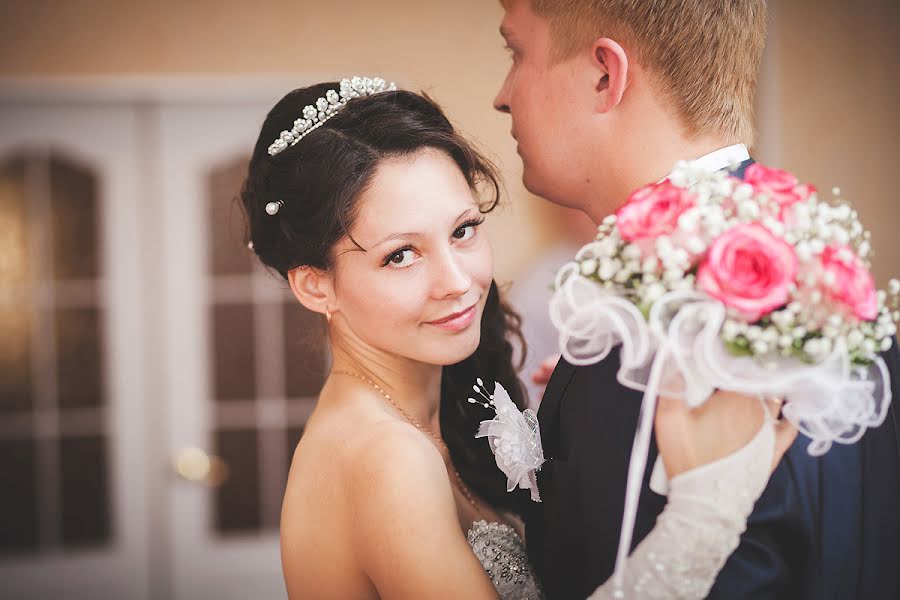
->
xmin=616 ymin=180 xmax=695 ymax=241
xmin=819 ymin=245 xmax=878 ymax=321
xmin=697 ymin=223 xmax=798 ymax=322
xmin=743 ymin=163 xmax=815 ymax=214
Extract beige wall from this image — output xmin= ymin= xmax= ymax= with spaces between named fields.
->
xmin=1 ymin=0 xmax=898 ymax=283
xmin=758 ymin=0 xmax=900 ymax=285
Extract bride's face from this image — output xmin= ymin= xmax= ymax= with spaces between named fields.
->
xmin=329 ymin=148 xmax=494 ymax=366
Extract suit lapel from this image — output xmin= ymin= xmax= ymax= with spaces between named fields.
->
xmin=536 ymin=356 xmax=576 ymax=460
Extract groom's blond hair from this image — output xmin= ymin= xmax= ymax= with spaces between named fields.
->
xmin=502 ymin=0 xmax=767 ymax=145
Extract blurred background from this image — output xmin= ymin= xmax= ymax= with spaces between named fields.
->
xmin=0 ymin=0 xmax=897 ymax=598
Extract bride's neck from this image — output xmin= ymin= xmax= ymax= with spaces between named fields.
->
xmin=329 ymin=344 xmax=443 ymax=431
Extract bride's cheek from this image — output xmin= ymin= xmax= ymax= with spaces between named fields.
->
xmin=472 ymin=238 xmax=495 ymax=288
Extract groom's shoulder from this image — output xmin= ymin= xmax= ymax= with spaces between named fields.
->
xmin=538 ymin=350 xmax=642 ymax=441
xmin=546 ymin=349 xmax=634 ymax=400
xmin=542 ymin=356 xmax=577 ymax=398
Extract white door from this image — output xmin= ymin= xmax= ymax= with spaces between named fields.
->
xmin=0 ymin=85 xmax=327 ymax=600
xmin=0 ymin=102 xmax=151 ymax=599
xmin=158 ymin=99 xmax=326 ymax=600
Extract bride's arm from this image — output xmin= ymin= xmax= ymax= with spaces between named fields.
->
xmin=588 ymin=391 xmax=797 ymax=600
xmin=350 ymin=424 xmax=500 ymax=600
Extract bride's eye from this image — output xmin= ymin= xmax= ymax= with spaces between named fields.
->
xmin=383 ymin=247 xmax=416 ymax=268
xmin=453 ymin=218 xmax=484 ymax=242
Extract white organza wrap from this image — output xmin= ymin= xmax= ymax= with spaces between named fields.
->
xmin=549 ymin=262 xmax=892 ymax=455
xmin=548 ymin=259 xmax=892 ymax=590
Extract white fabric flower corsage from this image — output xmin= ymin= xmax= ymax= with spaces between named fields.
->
xmin=471 ymin=379 xmax=545 ymax=502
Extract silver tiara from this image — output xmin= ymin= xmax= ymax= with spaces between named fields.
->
xmin=267 ymin=76 xmax=397 ymax=156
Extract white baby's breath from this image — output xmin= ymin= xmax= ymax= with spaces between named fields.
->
xmin=565 ymin=161 xmax=898 ymax=371
xmin=889 ymin=278 xmax=900 ymax=296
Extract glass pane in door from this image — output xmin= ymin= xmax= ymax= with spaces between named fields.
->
xmin=0 ymin=152 xmax=110 ymax=557
xmin=206 ymin=156 xmax=328 ymax=538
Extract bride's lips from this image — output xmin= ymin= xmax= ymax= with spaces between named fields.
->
xmin=425 ymin=303 xmax=478 ymax=332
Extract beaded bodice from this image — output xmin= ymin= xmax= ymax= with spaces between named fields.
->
xmin=467 ymin=520 xmax=544 ymax=600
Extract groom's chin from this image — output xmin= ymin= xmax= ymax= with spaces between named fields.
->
xmin=522 ymin=169 xmax=582 ymax=212
xmin=520 ymin=164 xmax=552 ymax=201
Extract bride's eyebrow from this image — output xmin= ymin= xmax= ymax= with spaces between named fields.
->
xmin=373 ymin=230 xmax=422 ymax=247
xmin=370 ymin=208 xmax=477 ymax=247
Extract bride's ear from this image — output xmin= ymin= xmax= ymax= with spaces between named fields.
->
xmin=287 ymin=266 xmax=335 ymax=319
xmin=591 ymin=37 xmax=629 ymax=113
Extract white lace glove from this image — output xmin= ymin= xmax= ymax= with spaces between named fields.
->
xmin=588 ymin=403 xmax=775 ymax=599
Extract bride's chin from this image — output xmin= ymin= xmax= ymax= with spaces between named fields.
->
xmin=430 ymin=332 xmax=482 ymax=366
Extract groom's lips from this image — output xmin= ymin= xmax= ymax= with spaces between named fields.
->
xmin=425 ymin=303 xmax=477 ymax=332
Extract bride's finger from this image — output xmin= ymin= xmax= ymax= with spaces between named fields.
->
xmin=530 ymin=354 xmax=560 ymax=386
xmin=770 ymin=419 xmax=798 ymax=471
xmin=763 ymin=396 xmax=784 ymax=421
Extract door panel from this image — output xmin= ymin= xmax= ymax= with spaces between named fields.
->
xmin=159 ymin=101 xmax=326 ymax=600
xmin=0 ymin=103 xmax=149 ymax=600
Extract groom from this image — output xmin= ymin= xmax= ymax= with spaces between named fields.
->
xmin=493 ymin=0 xmax=900 ymax=598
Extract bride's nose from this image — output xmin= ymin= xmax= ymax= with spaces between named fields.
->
xmin=431 ymin=248 xmax=471 ymax=299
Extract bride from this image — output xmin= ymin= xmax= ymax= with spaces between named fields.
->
xmin=240 ymin=77 xmax=796 ymax=599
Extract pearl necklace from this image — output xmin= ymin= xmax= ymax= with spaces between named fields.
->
xmin=331 ymin=369 xmax=482 ymax=511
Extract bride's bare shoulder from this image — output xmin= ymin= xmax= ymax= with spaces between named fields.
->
xmin=349 ymin=419 xmax=450 ymax=491
xmin=326 ymin=409 xmax=456 ymax=517
xmin=298 ymin=396 xmax=449 ymax=490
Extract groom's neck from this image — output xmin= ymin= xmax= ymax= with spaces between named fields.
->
xmin=583 ymin=126 xmax=734 ymax=225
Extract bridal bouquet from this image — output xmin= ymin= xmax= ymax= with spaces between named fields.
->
xmin=545 ymin=161 xmax=899 ymax=588
xmin=551 ymin=162 xmax=898 ymax=454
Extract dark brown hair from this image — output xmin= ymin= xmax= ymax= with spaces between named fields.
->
xmin=240 ymin=83 xmax=530 ymax=513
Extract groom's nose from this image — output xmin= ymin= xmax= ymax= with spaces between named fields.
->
xmin=493 ymin=94 xmax=510 ymax=114
xmin=493 ymin=78 xmax=511 ymax=114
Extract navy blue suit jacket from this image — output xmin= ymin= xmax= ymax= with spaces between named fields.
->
xmin=524 ymin=160 xmax=900 ymax=599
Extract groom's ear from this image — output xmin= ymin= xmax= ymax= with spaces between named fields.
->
xmin=590 ymin=38 xmax=629 ymax=113
xmin=287 ymin=265 xmax=335 ymax=318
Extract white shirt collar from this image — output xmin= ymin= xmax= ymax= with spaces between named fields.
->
xmin=688 ymin=143 xmax=750 ymax=173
